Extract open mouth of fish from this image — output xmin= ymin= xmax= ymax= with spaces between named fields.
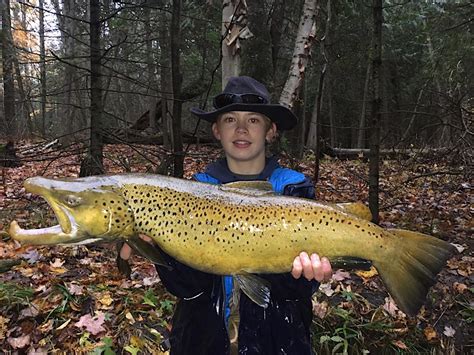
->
xmin=8 ymin=179 xmax=86 ymax=245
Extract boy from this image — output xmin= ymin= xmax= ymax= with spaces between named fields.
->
xmin=121 ymin=76 xmax=332 ymax=354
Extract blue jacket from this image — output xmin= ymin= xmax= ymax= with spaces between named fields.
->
xmin=155 ymin=157 xmax=318 ymax=355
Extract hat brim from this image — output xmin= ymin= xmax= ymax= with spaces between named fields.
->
xmin=190 ymin=103 xmax=297 ymax=131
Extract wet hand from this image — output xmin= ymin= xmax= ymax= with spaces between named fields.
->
xmin=291 ymin=252 xmax=332 ymax=282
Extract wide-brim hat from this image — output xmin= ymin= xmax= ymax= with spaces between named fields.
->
xmin=190 ymin=76 xmax=297 ymax=131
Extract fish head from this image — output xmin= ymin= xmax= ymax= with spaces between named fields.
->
xmin=9 ymin=176 xmax=136 ymax=245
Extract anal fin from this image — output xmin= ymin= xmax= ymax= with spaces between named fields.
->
xmin=330 ymin=256 xmax=372 ymax=271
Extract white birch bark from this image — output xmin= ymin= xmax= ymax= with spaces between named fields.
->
xmin=279 ymin=0 xmax=319 ymax=107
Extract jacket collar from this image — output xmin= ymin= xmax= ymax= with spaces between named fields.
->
xmin=204 ymin=156 xmax=280 ymax=183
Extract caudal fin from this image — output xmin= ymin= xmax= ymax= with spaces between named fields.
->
xmin=374 ymin=229 xmax=455 ymax=316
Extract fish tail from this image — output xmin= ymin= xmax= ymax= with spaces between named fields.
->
xmin=374 ymin=229 xmax=455 ymax=316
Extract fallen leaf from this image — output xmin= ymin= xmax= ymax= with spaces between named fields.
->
xmin=67 ymin=283 xmax=85 ymax=296
xmin=27 ymin=347 xmax=49 ymax=355
xmin=143 ymin=276 xmax=160 ymax=286
xmin=451 ymin=243 xmax=465 ymax=253
xmin=424 ymin=326 xmax=438 ymax=341
xmin=38 ymin=319 xmax=54 ymax=333
xmin=355 ymin=266 xmax=378 ymax=280
xmin=56 ymin=318 xmax=71 ymax=330
xmin=0 ymin=316 xmax=10 ymax=339
xmin=7 ymin=334 xmax=31 ymax=349
xmin=19 ymin=305 xmax=39 ymax=320
xmin=383 ymin=297 xmax=400 ymax=317
xmin=392 ymin=339 xmax=408 ymax=350
xmin=443 ymin=325 xmax=455 ymax=337
xmin=332 ymin=270 xmax=350 ymax=281
xmin=49 ymin=258 xmax=65 ymax=268
xmin=75 ymin=312 xmax=106 ymax=335
xmin=453 ymin=282 xmax=468 ymax=293
xmin=318 ymin=282 xmax=335 ymax=297
xmin=20 ymin=249 xmax=41 ymax=264
xmin=98 ymin=292 xmax=114 ymax=309
xmin=312 ymin=300 xmax=328 ymax=319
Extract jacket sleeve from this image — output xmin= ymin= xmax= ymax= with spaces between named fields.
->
xmin=154 ymin=248 xmax=215 ymax=299
xmin=263 ymin=175 xmax=319 ymax=300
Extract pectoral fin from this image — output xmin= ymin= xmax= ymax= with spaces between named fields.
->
xmin=234 ymin=273 xmax=271 ymax=308
xmin=126 ymin=238 xmax=172 ymax=270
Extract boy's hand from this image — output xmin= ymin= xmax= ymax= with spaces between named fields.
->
xmin=291 ymin=252 xmax=332 ymax=282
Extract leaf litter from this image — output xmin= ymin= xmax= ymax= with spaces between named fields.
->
xmin=0 ymin=142 xmax=471 ymax=353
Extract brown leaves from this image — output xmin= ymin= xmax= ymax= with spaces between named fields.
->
xmin=1 ymin=143 xmax=471 ymax=352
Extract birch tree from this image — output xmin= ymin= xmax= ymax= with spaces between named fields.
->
xmin=279 ymin=0 xmax=319 ymax=108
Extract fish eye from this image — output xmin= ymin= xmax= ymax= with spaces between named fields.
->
xmin=64 ymin=195 xmax=82 ymax=207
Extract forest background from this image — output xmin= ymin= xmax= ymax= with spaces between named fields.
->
xmin=0 ymin=0 xmax=472 ymax=353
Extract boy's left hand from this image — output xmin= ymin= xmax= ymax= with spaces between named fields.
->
xmin=291 ymin=252 xmax=332 ymax=282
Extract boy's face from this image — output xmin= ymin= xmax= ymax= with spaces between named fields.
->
xmin=212 ymin=111 xmax=277 ymax=166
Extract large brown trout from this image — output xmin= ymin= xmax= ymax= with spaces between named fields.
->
xmin=9 ymin=174 xmax=454 ymax=315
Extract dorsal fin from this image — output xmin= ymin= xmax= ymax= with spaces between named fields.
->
xmin=220 ymin=181 xmax=275 ymax=197
xmin=335 ymin=202 xmax=372 ymax=221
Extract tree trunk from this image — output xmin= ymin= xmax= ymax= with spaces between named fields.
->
xmin=357 ymin=57 xmax=372 ymax=149
xmin=221 ymin=0 xmax=242 ymax=87
xmin=426 ymin=31 xmax=450 ymax=147
xmin=1 ymin=0 xmax=16 ymax=138
xmin=269 ymin=0 xmax=286 ymax=81
xmin=80 ymin=0 xmax=104 ymax=177
xmin=170 ymin=0 xmax=184 ymax=177
xmin=13 ymin=57 xmax=34 ymax=136
xmin=145 ymin=6 xmax=158 ymax=133
xmin=279 ymin=0 xmax=319 ymax=109
xmin=52 ymin=0 xmax=79 ymax=143
xmin=160 ymin=11 xmax=172 ymax=150
xmin=306 ymin=0 xmax=331 ymax=155
xmin=368 ymin=0 xmax=383 ymax=224
xmin=39 ymin=0 xmax=47 ymax=136
xmin=328 ymin=75 xmax=335 ymax=148
xmin=242 ymin=0 xmax=272 ymax=84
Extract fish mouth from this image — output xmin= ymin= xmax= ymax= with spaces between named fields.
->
xmin=8 ymin=177 xmax=91 ymax=245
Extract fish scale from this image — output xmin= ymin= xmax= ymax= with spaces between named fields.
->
xmin=9 ymin=173 xmax=455 ymax=316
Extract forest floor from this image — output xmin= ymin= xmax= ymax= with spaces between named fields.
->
xmin=0 ymin=142 xmax=472 ymax=354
